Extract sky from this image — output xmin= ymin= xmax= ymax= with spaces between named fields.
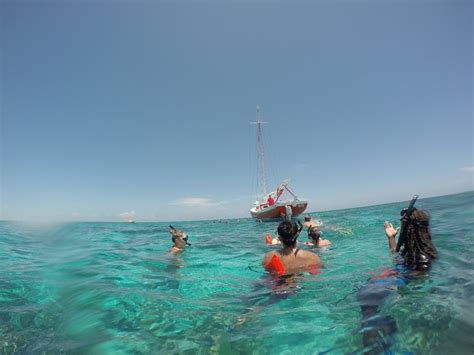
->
xmin=1 ymin=0 xmax=472 ymax=222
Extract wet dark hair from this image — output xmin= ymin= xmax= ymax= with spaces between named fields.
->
xmin=308 ymin=226 xmax=321 ymax=244
xmin=304 ymin=216 xmax=311 ymax=222
xmin=277 ymin=221 xmax=301 ymax=246
xmin=400 ymin=209 xmax=437 ymax=270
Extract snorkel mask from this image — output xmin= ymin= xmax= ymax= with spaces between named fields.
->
xmin=296 ymin=220 xmax=303 ymax=234
xmin=182 ymin=234 xmax=192 ymax=246
xmin=395 ymin=195 xmax=418 ymax=252
xmin=307 ymin=225 xmax=321 ymax=241
xmin=169 ymin=225 xmax=192 ymax=246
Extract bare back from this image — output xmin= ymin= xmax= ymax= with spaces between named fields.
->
xmin=262 ymin=247 xmax=321 ymax=275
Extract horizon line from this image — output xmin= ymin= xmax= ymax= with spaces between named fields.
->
xmin=1 ymin=190 xmax=472 ymax=224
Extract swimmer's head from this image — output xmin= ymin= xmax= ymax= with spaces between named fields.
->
xmin=277 ymin=221 xmax=302 ymax=246
xmin=308 ymin=226 xmax=321 ymax=244
xmin=399 ymin=209 xmax=436 ymax=269
xmin=169 ymin=225 xmax=191 ymax=247
xmin=304 ymin=216 xmax=312 ymax=222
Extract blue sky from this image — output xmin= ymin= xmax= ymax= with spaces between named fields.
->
xmin=1 ymin=0 xmax=472 ymax=222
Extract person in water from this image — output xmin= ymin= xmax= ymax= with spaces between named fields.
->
xmin=358 ymin=196 xmax=437 ymax=353
xmin=168 ymin=225 xmax=191 ymax=254
xmin=384 ymin=208 xmax=437 ymax=268
xmin=304 ymin=215 xmax=353 ymax=236
xmin=230 ymin=221 xmax=320 ymax=332
xmin=305 ymin=225 xmax=331 ymax=247
xmin=303 ymin=215 xmax=319 ymax=229
xmin=262 ymin=221 xmax=320 ymax=275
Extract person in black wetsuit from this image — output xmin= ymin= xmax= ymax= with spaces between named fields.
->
xmin=384 ymin=208 xmax=437 ymax=270
xmin=358 ymin=196 xmax=437 ymax=353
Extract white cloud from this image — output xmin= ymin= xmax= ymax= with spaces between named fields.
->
xmin=461 ymin=166 xmax=474 ymax=172
xmin=172 ymin=197 xmax=226 ymax=208
xmin=119 ymin=210 xmax=136 ymax=220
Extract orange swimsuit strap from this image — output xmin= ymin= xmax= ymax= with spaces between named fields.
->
xmin=264 ymin=254 xmax=286 ymax=276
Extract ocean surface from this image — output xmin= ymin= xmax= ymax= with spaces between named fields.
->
xmin=1 ymin=192 xmax=473 ymax=354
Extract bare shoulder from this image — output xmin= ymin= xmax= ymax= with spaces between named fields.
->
xmin=310 ymin=253 xmax=321 ymax=265
xmin=297 ymin=249 xmax=314 ymax=256
xmin=299 ymin=249 xmax=320 ymax=264
xmin=262 ymin=251 xmax=277 ymax=266
xmin=319 ymin=239 xmax=331 ymax=247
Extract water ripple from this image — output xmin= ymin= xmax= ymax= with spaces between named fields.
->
xmin=0 ymin=192 xmax=473 ymax=353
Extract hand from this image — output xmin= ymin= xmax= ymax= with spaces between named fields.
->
xmin=384 ymin=221 xmax=399 ymax=239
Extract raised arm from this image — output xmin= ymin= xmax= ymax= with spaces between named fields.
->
xmin=384 ymin=221 xmax=399 ymax=253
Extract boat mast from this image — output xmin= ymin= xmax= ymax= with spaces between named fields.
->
xmin=256 ymin=106 xmax=268 ymax=196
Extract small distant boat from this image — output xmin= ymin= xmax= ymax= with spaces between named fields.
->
xmin=249 ymin=106 xmax=308 ymax=221
xmin=126 ymin=219 xmax=136 ymax=223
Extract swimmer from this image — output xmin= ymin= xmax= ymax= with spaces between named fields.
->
xmin=358 ymin=195 xmax=437 ymax=352
xmin=303 ymin=215 xmax=320 ymax=229
xmin=384 ymin=199 xmax=437 ymax=268
xmin=168 ymin=225 xmax=191 ymax=254
xmin=232 ymin=223 xmax=316 ymax=332
xmin=305 ymin=215 xmax=353 ymax=236
xmin=262 ymin=221 xmax=320 ymax=276
xmin=304 ymin=226 xmax=331 ymax=247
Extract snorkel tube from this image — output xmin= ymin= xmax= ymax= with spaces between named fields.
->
xmin=276 ymin=221 xmax=303 ymax=245
xmin=183 ymin=235 xmax=192 ymax=246
xmin=288 ymin=221 xmax=304 ymax=244
xmin=169 ymin=225 xmax=191 ymax=246
xmin=395 ymin=195 xmax=418 ymax=252
xmin=296 ymin=221 xmax=303 ymax=239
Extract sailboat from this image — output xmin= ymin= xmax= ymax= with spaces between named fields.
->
xmin=249 ymin=106 xmax=308 ymax=221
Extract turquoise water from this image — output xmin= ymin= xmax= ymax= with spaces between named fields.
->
xmin=1 ymin=192 xmax=473 ymax=354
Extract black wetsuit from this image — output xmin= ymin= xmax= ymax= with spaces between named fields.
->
xmin=357 ymin=254 xmax=433 ymax=353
